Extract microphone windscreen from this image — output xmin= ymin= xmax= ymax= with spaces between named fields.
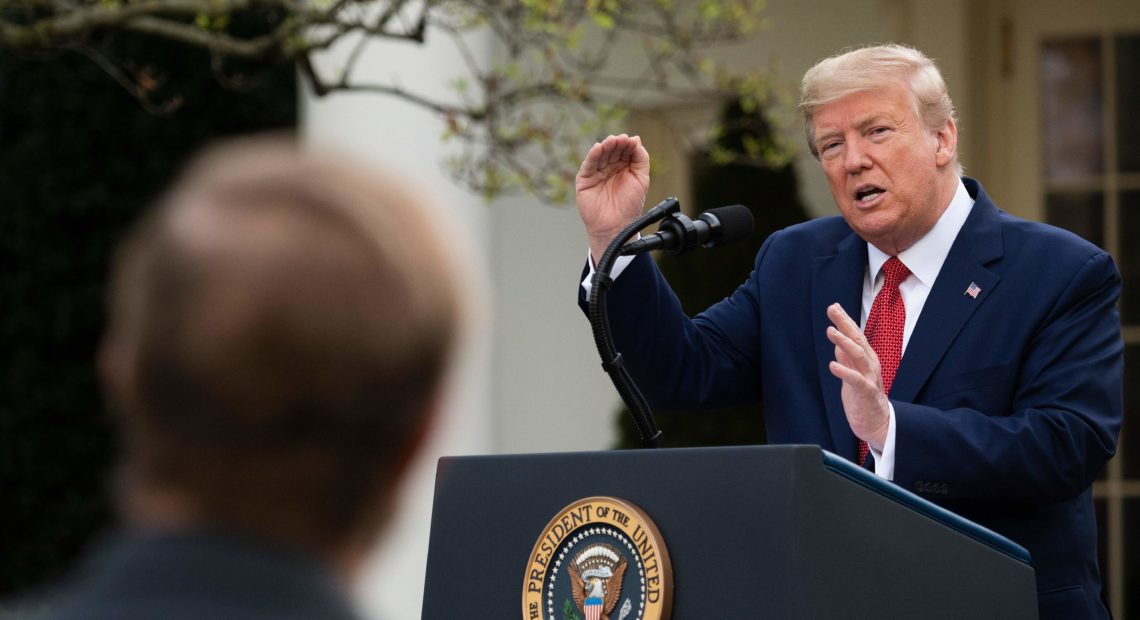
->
xmin=703 ymin=205 xmax=754 ymax=245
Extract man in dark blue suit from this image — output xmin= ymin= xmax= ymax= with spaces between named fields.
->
xmin=35 ymin=137 xmax=467 ymax=619
xmin=576 ymin=44 xmax=1121 ymax=619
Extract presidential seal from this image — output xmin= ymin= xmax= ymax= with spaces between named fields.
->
xmin=523 ymin=497 xmax=672 ymax=620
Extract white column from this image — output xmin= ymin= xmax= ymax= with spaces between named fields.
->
xmin=301 ymin=27 xmax=495 ymax=620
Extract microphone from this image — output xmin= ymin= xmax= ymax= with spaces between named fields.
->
xmin=620 ymin=205 xmax=753 ymax=256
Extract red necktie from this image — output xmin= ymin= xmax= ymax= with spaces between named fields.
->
xmin=858 ymin=256 xmax=910 ymax=466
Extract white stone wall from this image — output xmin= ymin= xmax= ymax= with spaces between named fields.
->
xmin=301 ymin=27 xmax=497 ymax=620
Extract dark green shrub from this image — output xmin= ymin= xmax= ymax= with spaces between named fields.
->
xmin=0 ymin=32 xmax=296 ymax=597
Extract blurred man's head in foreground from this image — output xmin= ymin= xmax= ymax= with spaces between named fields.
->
xmin=98 ymin=136 xmax=467 ymax=575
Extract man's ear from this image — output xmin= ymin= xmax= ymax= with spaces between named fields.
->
xmin=934 ymin=117 xmax=958 ymax=168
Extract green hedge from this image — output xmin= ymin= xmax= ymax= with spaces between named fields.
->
xmin=0 ymin=32 xmax=296 ymax=597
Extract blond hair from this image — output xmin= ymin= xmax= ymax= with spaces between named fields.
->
xmin=800 ymin=44 xmax=961 ymax=174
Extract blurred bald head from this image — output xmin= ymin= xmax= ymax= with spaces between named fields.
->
xmin=100 ymin=136 xmax=466 ymax=568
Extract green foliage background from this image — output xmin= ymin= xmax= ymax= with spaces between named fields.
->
xmin=0 ymin=34 xmax=296 ymax=597
xmin=615 ymin=100 xmax=809 ymax=449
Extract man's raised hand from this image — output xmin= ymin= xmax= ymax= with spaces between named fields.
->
xmin=575 ymin=134 xmax=650 ymax=263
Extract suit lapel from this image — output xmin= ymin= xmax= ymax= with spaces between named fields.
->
xmin=890 ymin=184 xmax=1005 ymax=403
xmin=811 ymin=232 xmax=867 ymax=460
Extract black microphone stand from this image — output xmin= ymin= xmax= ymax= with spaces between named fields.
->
xmin=587 ymin=197 xmax=681 ymax=449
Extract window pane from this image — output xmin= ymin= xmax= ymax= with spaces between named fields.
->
xmin=1047 ymin=191 xmax=1104 ymax=247
xmin=1042 ymin=39 xmax=1104 ymax=179
xmin=1117 ymin=34 xmax=1140 ymax=172
xmin=1125 ymin=344 xmax=1140 ymax=479
xmin=1121 ymin=191 xmax=1140 ymax=325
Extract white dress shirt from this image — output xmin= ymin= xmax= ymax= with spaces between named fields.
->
xmin=581 ymin=179 xmax=976 ymax=480
xmin=863 ymin=179 xmax=974 ymax=479
xmin=581 ymin=249 xmax=635 ymax=294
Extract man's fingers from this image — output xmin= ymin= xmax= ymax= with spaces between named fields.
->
xmin=828 ymin=360 xmax=855 ymax=383
xmin=617 ymin=141 xmax=632 ymax=164
xmin=576 ymin=134 xmax=648 ymax=201
xmin=828 ymin=361 xmax=883 ymax=397
xmin=598 ymin=134 xmax=617 ymax=168
xmin=827 ymin=303 xmax=868 ymax=348
xmin=827 ymin=325 xmax=871 ymax=373
xmin=828 ymin=302 xmax=879 ymax=357
xmin=607 ymin=134 xmax=632 ymax=167
xmin=829 ymin=360 xmax=873 ymax=388
xmin=834 ymin=340 xmax=858 ymax=370
xmin=578 ymin=136 xmax=627 ymax=184
xmin=620 ymin=135 xmax=640 ymax=163
xmin=631 ymin=136 xmax=650 ymax=173
xmin=577 ymin=142 xmax=603 ymax=177
xmin=597 ymin=137 xmax=619 ymax=170
xmin=580 ymin=134 xmax=646 ymax=174
xmin=827 ymin=303 xmax=862 ymax=337
xmin=606 ymin=135 xmax=622 ymax=167
xmin=834 ymin=343 xmax=848 ymax=366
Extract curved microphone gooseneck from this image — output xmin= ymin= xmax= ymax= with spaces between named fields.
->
xmin=587 ymin=198 xmax=755 ymax=449
xmin=587 ymin=197 xmax=679 ymax=449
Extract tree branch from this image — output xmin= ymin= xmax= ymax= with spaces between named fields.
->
xmin=0 ymin=0 xmax=784 ymax=203
xmin=66 ymin=42 xmax=183 ymax=114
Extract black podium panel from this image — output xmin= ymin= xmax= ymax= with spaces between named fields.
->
xmin=421 ymin=445 xmax=1037 ymax=618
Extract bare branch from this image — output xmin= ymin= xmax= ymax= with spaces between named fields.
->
xmin=66 ymin=42 xmax=183 ymax=114
xmin=124 ymin=16 xmax=286 ymax=58
xmin=1 ymin=0 xmax=786 ymax=202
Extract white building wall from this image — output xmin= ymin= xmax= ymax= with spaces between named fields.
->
xmin=301 ymin=28 xmax=496 ymax=620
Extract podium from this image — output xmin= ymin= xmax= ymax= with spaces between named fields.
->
xmin=421 ymin=445 xmax=1037 ymax=618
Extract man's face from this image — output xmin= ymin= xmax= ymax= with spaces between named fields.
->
xmin=811 ymin=81 xmax=956 ymax=254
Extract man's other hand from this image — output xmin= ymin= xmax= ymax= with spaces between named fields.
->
xmin=826 ymin=303 xmax=891 ymax=451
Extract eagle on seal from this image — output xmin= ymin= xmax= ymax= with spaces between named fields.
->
xmin=568 ymin=543 xmax=628 ymax=620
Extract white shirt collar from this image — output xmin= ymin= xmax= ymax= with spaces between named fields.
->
xmin=867 ymin=178 xmax=974 ymax=287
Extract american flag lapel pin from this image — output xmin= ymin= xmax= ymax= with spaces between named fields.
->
xmin=965 ymin=282 xmax=981 ymax=299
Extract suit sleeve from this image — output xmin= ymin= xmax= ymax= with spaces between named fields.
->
xmin=892 ymin=250 xmax=1123 ymax=503
xmin=576 ymin=236 xmax=775 ymax=411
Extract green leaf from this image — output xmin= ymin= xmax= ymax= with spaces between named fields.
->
xmin=698 ymin=0 xmax=722 ymax=21
xmin=710 ymin=145 xmax=735 ymax=166
xmin=565 ymin=25 xmax=583 ymax=49
xmin=592 ymin=12 xmax=615 ymax=30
